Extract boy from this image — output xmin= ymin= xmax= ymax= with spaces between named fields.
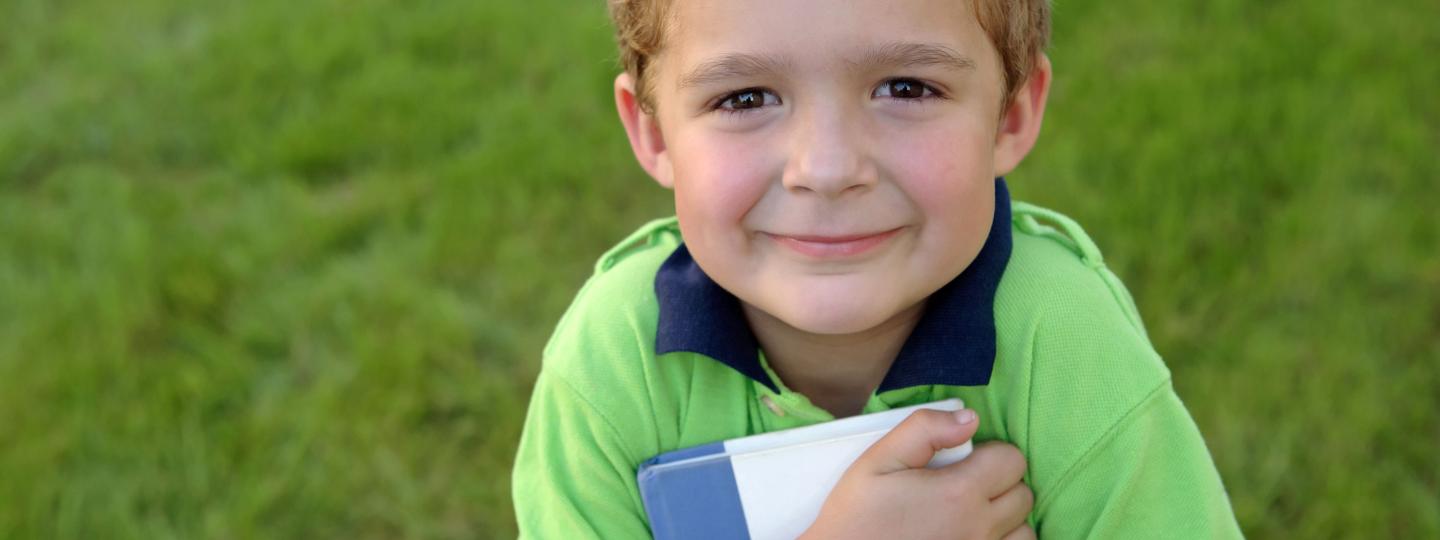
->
xmin=513 ymin=0 xmax=1243 ymax=537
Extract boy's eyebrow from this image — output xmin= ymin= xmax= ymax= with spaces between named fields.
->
xmin=677 ymin=52 xmax=792 ymax=90
xmin=850 ymin=41 xmax=977 ymax=73
xmin=677 ymin=42 xmax=976 ymax=91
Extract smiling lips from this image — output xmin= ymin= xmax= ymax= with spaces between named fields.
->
xmin=766 ymin=227 xmax=904 ymax=259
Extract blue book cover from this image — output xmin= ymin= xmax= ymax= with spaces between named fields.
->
xmin=636 ymin=399 xmax=972 ymax=540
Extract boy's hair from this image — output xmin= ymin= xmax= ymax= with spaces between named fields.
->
xmin=608 ymin=0 xmax=1051 ymax=114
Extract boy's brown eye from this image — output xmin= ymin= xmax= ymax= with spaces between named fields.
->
xmin=890 ymin=80 xmax=920 ymax=98
xmin=874 ymin=78 xmax=933 ymax=100
xmin=732 ymin=91 xmax=760 ymax=108
xmin=718 ymin=89 xmax=777 ymax=111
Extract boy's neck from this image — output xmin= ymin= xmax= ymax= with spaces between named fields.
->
xmin=743 ymin=301 xmax=927 ymax=418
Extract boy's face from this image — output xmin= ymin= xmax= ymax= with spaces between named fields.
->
xmin=619 ymin=0 xmax=1048 ymax=335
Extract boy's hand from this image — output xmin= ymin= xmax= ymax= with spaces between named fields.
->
xmin=800 ymin=409 xmax=1035 ymax=540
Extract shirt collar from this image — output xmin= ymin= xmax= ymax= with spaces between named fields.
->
xmin=654 ymin=178 xmax=1013 ymax=393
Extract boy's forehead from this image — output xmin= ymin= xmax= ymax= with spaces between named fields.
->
xmin=665 ymin=0 xmax=993 ymax=75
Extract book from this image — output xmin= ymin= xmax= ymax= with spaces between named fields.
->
xmin=636 ymin=398 xmax=972 ymax=540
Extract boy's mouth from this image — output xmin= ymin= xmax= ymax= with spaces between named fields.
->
xmin=764 ymin=227 xmax=905 ymax=259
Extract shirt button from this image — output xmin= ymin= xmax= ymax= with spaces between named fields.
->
xmin=760 ymin=394 xmax=786 ymax=417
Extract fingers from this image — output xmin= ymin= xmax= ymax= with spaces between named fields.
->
xmin=999 ymin=524 xmax=1037 ymax=540
xmin=949 ymin=441 xmax=1028 ymax=498
xmin=990 ymin=482 xmax=1035 ymax=536
xmin=856 ymin=408 xmax=979 ymax=475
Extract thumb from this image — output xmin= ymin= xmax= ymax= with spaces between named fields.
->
xmin=856 ymin=408 xmax=979 ymax=475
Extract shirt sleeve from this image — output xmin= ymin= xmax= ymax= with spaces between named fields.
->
xmin=1034 ymin=379 xmax=1244 ymax=539
xmin=1007 ymin=234 xmax=1244 ymax=539
xmin=511 ymin=370 xmax=652 ymax=539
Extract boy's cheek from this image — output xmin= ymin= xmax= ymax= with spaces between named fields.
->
xmin=887 ymin=128 xmax=993 ymax=199
xmin=672 ymin=142 xmax=778 ymax=225
xmin=672 ymin=179 xmax=759 ymax=260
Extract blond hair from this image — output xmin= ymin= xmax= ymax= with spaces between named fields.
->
xmin=608 ymin=0 xmax=1051 ymax=113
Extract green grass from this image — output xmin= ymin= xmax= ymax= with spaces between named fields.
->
xmin=0 ymin=0 xmax=1435 ymax=537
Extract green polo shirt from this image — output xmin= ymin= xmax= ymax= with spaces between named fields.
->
xmin=512 ymin=180 xmax=1242 ymax=538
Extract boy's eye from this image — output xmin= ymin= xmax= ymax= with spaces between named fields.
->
xmin=873 ymin=78 xmax=936 ymax=100
xmin=717 ymin=89 xmax=780 ymax=112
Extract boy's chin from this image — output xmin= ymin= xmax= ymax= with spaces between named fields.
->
xmin=760 ymin=290 xmax=914 ymax=336
xmin=780 ymin=313 xmax=890 ymax=336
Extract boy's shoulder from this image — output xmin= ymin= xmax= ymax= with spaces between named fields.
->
xmin=537 ymin=216 xmax=690 ymax=431
xmin=1003 ymin=200 xmax=1150 ymax=340
xmin=542 ymin=216 xmax=680 ymax=369
xmin=593 ymin=216 xmax=686 ymax=278
xmin=999 ymin=200 xmax=1175 ymax=466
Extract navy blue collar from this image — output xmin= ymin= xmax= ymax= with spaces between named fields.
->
xmin=655 ymin=178 xmax=1013 ymax=393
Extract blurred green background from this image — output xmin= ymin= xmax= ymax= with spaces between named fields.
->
xmin=1 ymin=0 xmax=1436 ymax=537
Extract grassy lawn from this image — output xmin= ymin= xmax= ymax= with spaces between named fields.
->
xmin=1 ymin=0 xmax=1435 ymax=537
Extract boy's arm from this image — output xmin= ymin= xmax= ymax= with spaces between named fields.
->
xmin=1004 ymin=228 xmax=1243 ymax=539
xmin=1013 ymin=250 xmax=1243 ymax=538
xmin=511 ymin=370 xmax=651 ymax=539
xmin=1033 ymin=379 xmax=1244 ymax=539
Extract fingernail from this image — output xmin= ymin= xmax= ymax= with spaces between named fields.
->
xmin=954 ymin=409 xmax=977 ymax=425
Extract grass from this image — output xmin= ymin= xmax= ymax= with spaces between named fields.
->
xmin=0 ymin=0 xmax=1435 ymax=537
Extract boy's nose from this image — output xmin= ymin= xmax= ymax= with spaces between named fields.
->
xmin=781 ymin=109 xmax=878 ymax=197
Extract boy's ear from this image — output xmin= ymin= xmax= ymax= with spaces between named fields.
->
xmin=992 ymin=53 xmax=1052 ymax=177
xmin=615 ymin=72 xmax=675 ymax=188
